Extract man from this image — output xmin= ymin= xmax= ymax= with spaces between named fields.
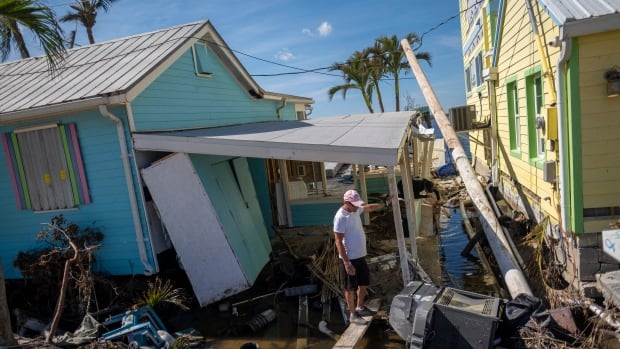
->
xmin=333 ymin=189 xmax=386 ymax=325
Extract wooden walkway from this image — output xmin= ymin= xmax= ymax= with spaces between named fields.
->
xmin=333 ymin=298 xmax=381 ymax=349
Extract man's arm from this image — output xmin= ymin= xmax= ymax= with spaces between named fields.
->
xmin=362 ymin=201 xmax=385 ymax=213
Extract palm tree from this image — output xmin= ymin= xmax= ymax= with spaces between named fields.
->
xmin=366 ymin=46 xmax=386 ymax=113
xmin=328 ymin=50 xmax=375 ymax=113
xmin=59 ymin=0 xmax=118 ymax=44
xmin=0 ymin=0 xmax=65 ymax=69
xmin=375 ymin=34 xmax=431 ymax=111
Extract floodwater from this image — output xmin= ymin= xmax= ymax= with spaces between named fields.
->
xmin=185 ymin=208 xmax=501 ymax=349
xmin=438 ymin=207 xmax=500 ymax=296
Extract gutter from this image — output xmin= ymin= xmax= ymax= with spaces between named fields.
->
xmin=98 ymin=104 xmax=154 ymax=275
xmin=556 ymin=28 xmax=571 ymax=234
xmin=276 ymin=97 xmax=287 ymax=119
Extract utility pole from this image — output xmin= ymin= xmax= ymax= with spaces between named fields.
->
xmin=401 ymin=39 xmax=532 ymax=299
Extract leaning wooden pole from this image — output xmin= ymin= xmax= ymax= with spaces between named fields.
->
xmin=402 ymin=39 xmax=532 ymax=298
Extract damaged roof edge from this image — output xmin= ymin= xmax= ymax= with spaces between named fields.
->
xmin=133 ymin=133 xmax=401 ymax=167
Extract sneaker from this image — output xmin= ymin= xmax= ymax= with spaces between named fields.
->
xmin=349 ymin=311 xmax=368 ymax=325
xmin=355 ymin=306 xmax=376 ymax=317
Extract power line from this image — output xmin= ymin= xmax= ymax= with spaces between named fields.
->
xmin=1 ymin=1 xmax=484 ymax=79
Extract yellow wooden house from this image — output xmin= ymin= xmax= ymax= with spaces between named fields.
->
xmin=458 ymin=0 xmax=620 ymax=287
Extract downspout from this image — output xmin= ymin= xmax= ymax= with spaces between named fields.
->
xmin=276 ymin=97 xmax=287 ymax=119
xmin=556 ymin=28 xmax=571 ymax=234
xmin=98 ymin=104 xmax=154 ymax=275
xmin=489 ymin=0 xmax=506 ymax=187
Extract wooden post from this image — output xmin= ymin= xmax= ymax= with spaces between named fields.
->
xmin=279 ymin=160 xmax=293 ymax=227
xmin=359 ymin=164 xmax=370 ymax=225
xmin=320 ymin=162 xmax=329 ymax=195
xmin=0 ymin=259 xmax=17 ymax=347
xmin=402 ymin=39 xmax=532 ymax=298
xmin=400 ymin=146 xmax=418 ymax=262
xmin=388 ymin=166 xmax=411 ymax=285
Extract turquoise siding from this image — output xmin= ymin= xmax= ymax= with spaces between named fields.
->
xmin=0 ymin=108 xmax=155 ymax=279
xmin=190 ymin=154 xmax=271 ymax=282
xmin=247 ymin=158 xmax=274 ymax=237
xmin=291 ymin=202 xmax=342 ymax=226
xmin=131 ymin=48 xmax=298 ymax=132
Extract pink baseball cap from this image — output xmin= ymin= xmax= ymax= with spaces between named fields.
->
xmin=343 ymin=189 xmax=364 ymax=207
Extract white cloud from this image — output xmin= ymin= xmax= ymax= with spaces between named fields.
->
xmin=317 ymin=21 xmax=332 ymax=37
xmin=275 ymin=49 xmax=295 ymax=61
xmin=302 ymin=21 xmax=332 ymax=37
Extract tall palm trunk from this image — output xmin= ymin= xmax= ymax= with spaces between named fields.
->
xmin=86 ymin=26 xmax=94 ymax=44
xmin=0 ymin=259 xmax=17 ymax=346
xmin=373 ymin=80 xmax=385 ymax=112
xmin=394 ymin=76 xmax=401 ymax=111
xmin=8 ymin=18 xmax=29 ymax=58
xmin=362 ymin=92 xmax=374 ymax=113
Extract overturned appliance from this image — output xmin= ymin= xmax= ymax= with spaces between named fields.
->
xmin=390 ymin=281 xmax=504 ymax=349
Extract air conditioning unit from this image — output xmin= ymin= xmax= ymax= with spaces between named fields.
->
xmin=448 ymin=105 xmax=476 ymax=132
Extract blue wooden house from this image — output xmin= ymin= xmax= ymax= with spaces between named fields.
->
xmin=0 ymin=20 xmax=315 ymax=305
xmin=0 ymin=20 xmax=420 ymax=306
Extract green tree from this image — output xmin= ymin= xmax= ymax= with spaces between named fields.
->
xmin=328 ymin=50 xmax=375 ymax=113
xmin=367 ymin=46 xmax=386 ymax=113
xmin=59 ymin=0 xmax=118 ymax=44
xmin=374 ymin=34 xmax=431 ymax=111
xmin=0 ymin=0 xmax=65 ymax=69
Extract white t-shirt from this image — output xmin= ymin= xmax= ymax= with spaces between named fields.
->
xmin=333 ymin=206 xmax=367 ymax=260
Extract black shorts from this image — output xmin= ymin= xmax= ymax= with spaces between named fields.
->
xmin=339 ymin=257 xmax=370 ymax=291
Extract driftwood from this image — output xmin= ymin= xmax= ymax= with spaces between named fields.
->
xmin=46 ymin=227 xmax=80 ymax=343
xmin=45 ymin=225 xmax=100 ymax=343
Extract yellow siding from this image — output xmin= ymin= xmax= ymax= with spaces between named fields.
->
xmin=579 ymin=30 xmax=620 ymax=209
xmin=465 ymin=0 xmax=561 ymax=222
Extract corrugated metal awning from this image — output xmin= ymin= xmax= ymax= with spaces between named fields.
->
xmin=133 ymin=112 xmax=414 ymax=166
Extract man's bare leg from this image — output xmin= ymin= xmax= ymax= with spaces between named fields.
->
xmin=356 ymin=285 xmax=367 ymax=309
xmin=345 ymin=289 xmax=356 ymax=314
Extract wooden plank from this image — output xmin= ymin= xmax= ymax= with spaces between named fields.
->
xmin=333 ymin=298 xmax=381 ymax=349
xmin=296 ymin=295 xmax=309 ymax=349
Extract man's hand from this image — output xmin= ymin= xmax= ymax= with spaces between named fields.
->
xmin=344 ymin=262 xmax=356 ymax=275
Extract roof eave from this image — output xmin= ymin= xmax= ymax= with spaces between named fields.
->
xmin=563 ymin=13 xmax=620 ymax=37
xmin=0 ymin=96 xmax=118 ymax=124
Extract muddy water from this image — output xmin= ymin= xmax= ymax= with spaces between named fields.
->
xmin=438 ymin=208 xmax=499 ymax=296
xmin=187 ymin=210 xmax=499 ymax=349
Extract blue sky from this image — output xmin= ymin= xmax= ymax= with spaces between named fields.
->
xmin=19 ymin=0 xmax=466 ymax=118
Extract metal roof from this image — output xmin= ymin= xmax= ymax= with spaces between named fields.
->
xmin=537 ymin=0 xmax=620 ymax=36
xmin=0 ymin=20 xmax=312 ymax=122
xmin=133 ymin=112 xmax=415 ymax=166
xmin=0 ymin=21 xmax=203 ymax=116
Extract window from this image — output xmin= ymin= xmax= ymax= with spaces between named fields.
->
xmin=297 ymin=165 xmax=306 ymax=177
xmin=533 ymin=75 xmax=545 ymax=158
xmin=465 ymin=67 xmax=472 ymax=93
xmin=474 ymin=52 xmax=483 ymax=87
xmin=465 ymin=52 xmax=484 ymax=93
xmin=192 ymin=43 xmax=212 ymax=76
xmin=2 ymin=123 xmax=90 ymax=211
xmin=526 ymin=69 xmax=545 ymax=163
xmin=506 ymin=79 xmax=521 ymax=155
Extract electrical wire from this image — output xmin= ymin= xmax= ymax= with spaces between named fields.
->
xmin=1 ymin=0 xmax=485 ymax=79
